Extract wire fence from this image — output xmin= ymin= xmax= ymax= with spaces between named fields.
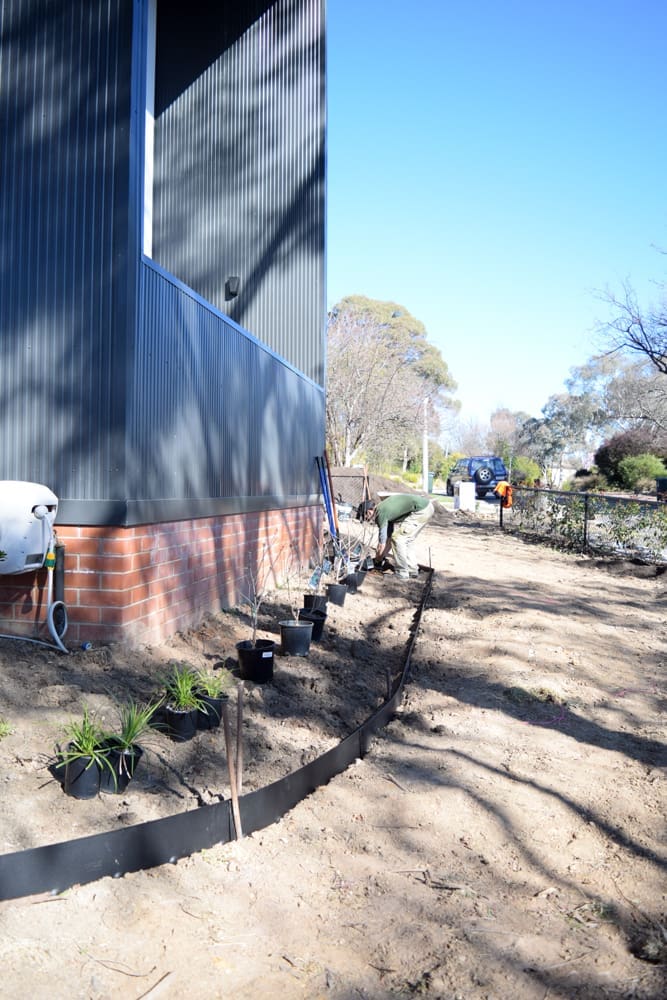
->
xmin=500 ymin=488 xmax=667 ymax=565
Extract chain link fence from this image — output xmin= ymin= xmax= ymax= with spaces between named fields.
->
xmin=501 ymin=488 xmax=667 ymax=565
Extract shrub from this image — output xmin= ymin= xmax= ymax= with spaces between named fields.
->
xmin=512 ymin=456 xmax=541 ymax=486
xmin=595 ymin=428 xmax=666 ymax=484
xmin=616 ymin=453 xmax=667 ymax=492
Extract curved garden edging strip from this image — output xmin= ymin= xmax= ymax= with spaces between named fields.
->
xmin=0 ymin=568 xmax=434 ymax=902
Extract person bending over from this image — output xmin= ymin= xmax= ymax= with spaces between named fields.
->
xmin=360 ymin=494 xmax=434 ymax=579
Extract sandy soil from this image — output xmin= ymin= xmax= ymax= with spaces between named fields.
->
xmin=0 ymin=502 xmax=665 ymax=999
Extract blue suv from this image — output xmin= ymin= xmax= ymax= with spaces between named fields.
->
xmin=446 ymin=456 xmax=508 ymax=499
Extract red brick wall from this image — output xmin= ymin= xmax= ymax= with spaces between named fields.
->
xmin=0 ymin=507 xmax=320 ymax=647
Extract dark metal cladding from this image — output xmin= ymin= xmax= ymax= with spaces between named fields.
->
xmin=0 ymin=0 xmax=326 ymax=525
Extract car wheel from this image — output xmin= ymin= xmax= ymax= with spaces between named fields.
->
xmin=474 ymin=466 xmax=493 ymax=485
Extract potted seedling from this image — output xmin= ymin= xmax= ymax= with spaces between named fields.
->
xmin=303 ymin=534 xmax=330 ymax=613
xmin=55 ymin=706 xmax=114 ymax=799
xmin=99 ymin=696 xmax=162 ymax=794
xmin=163 ymin=662 xmax=206 ymax=742
xmin=236 ymin=543 xmax=277 ymax=683
xmin=278 ymin=549 xmax=314 ymax=656
xmin=195 ymin=667 xmax=235 ymax=731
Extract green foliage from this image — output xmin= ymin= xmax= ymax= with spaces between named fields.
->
xmin=616 ymin=454 xmax=667 ymax=492
xmin=59 ymin=707 xmax=113 ymax=772
xmin=326 ymin=295 xmax=458 ymax=467
xmin=511 ymin=455 xmax=541 ymax=486
xmin=112 ymin=698 xmax=162 ymax=749
xmin=594 ymin=428 xmax=663 ymax=483
xmin=196 ymin=668 xmax=235 ymax=698
xmin=0 ymin=717 xmax=12 ymax=740
xmin=564 ymin=471 xmax=609 ymax=493
xmin=510 ymin=488 xmax=667 ymax=562
xmin=164 ymin=662 xmax=205 ymax=711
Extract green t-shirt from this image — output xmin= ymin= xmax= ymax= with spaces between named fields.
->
xmin=375 ymin=494 xmax=429 ymax=544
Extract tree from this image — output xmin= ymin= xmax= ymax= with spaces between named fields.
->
xmin=567 ymin=354 xmax=667 ymax=435
xmin=518 ymin=392 xmax=606 ymax=479
xmin=325 ymin=296 xmax=457 ymax=467
xmin=599 ymin=281 xmax=667 ymax=374
xmin=485 ymin=408 xmax=532 ymax=471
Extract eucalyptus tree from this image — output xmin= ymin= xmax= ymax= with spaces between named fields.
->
xmin=325 ymin=295 xmax=457 ymax=467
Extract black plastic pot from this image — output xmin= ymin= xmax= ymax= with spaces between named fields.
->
xmin=326 ymin=582 xmax=347 ymax=606
xmin=196 ymin=694 xmax=226 ymax=731
xmin=99 ymin=745 xmax=144 ymax=795
xmin=61 ymin=753 xmax=102 ymax=800
xmin=279 ymin=619 xmax=313 ymax=656
xmin=298 ymin=607 xmax=326 ymax=641
xmin=303 ymin=593 xmax=328 ymax=613
xmin=164 ymin=705 xmax=198 ymax=742
xmin=236 ymin=639 xmax=276 ymax=683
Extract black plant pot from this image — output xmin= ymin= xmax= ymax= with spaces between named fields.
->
xmin=346 ymin=569 xmax=366 ymax=592
xmin=326 ymin=582 xmax=347 ymax=606
xmin=236 ymin=639 xmax=275 ymax=683
xmin=62 ymin=753 xmax=101 ymax=800
xmin=279 ymin=619 xmax=313 ymax=656
xmin=298 ymin=607 xmax=326 ymax=641
xmin=99 ymin=745 xmax=144 ymax=795
xmin=164 ymin=705 xmax=198 ymax=742
xmin=196 ymin=694 xmax=226 ymax=731
xmin=303 ymin=593 xmax=328 ymax=613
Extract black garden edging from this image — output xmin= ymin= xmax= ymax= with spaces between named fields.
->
xmin=0 ymin=568 xmax=433 ymax=902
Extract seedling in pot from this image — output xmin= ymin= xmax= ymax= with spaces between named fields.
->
xmin=55 ymin=706 xmax=117 ymax=795
xmin=164 ymin=662 xmax=206 ymax=712
xmin=110 ymin=696 xmax=163 ymax=750
xmin=59 ymin=706 xmax=113 ymax=770
xmin=196 ymin=667 xmax=235 ymax=699
xmin=238 ymin=537 xmax=278 ymax=647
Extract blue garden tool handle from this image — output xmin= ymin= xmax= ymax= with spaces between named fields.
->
xmin=316 ymin=456 xmax=337 ymax=539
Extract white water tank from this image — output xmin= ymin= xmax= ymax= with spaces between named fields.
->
xmin=0 ymin=481 xmax=58 ymax=575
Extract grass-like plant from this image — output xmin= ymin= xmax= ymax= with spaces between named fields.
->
xmin=164 ymin=662 xmax=205 ymax=712
xmin=59 ymin=706 xmax=113 ymax=773
xmin=0 ymin=717 xmax=12 ymax=740
xmin=111 ymin=697 xmax=162 ymax=750
xmin=196 ymin=667 xmax=235 ymax=699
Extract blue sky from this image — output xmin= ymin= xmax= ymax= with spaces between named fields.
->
xmin=326 ymin=0 xmax=667 ymax=430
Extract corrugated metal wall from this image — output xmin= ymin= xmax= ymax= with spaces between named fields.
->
xmin=0 ymin=0 xmax=134 ymax=503
xmin=0 ymin=0 xmax=325 ymax=526
xmin=128 ymin=259 xmax=324 ymax=519
xmin=151 ymin=0 xmax=326 ymax=386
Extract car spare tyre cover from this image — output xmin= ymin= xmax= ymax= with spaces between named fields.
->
xmin=474 ymin=466 xmax=493 ymax=484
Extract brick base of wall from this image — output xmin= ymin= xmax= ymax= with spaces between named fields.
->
xmin=0 ymin=506 xmax=320 ymax=647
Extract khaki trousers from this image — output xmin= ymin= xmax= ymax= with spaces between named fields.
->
xmin=391 ymin=501 xmax=434 ymax=574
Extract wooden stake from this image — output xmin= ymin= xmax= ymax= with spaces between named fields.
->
xmin=221 ymin=699 xmax=242 ymax=839
xmin=236 ymin=682 xmax=244 ymax=796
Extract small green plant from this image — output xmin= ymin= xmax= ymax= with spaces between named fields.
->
xmin=111 ymin=697 xmax=162 ymax=749
xmin=196 ymin=667 xmax=235 ymax=698
xmin=59 ymin=707 xmax=113 ymax=773
xmin=0 ymin=717 xmax=13 ymax=740
xmin=164 ymin=662 xmax=205 ymax=711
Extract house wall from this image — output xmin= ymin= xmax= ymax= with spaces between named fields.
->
xmin=151 ymin=0 xmax=326 ymax=386
xmin=0 ymin=0 xmax=326 ymax=644
xmin=0 ymin=505 xmax=318 ymax=647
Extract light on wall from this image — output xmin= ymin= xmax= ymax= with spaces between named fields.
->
xmin=225 ymin=276 xmax=240 ymax=301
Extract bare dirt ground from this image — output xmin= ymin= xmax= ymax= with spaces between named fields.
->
xmin=0 ymin=502 xmax=665 ymax=999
